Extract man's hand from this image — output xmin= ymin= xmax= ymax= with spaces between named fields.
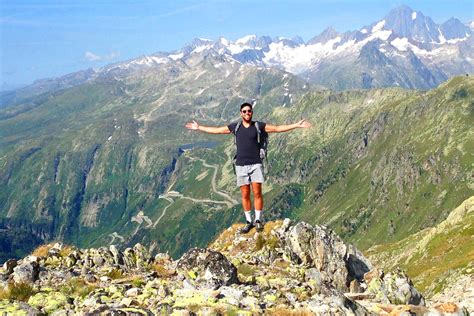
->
xmin=296 ymin=119 xmax=311 ymax=128
xmin=185 ymin=120 xmax=199 ymax=131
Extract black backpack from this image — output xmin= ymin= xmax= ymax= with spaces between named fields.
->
xmin=232 ymin=121 xmax=268 ymax=173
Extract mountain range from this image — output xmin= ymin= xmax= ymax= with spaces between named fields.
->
xmin=1 ymin=5 xmax=473 ymax=108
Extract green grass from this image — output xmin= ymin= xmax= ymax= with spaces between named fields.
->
xmin=0 ymin=282 xmax=37 ymax=302
xmin=366 ymin=196 xmax=474 ymax=296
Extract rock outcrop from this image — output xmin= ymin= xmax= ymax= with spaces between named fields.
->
xmin=0 ymin=219 xmax=470 ymax=315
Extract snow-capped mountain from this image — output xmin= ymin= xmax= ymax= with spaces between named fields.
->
xmin=11 ymin=5 xmax=471 ymax=94
xmin=105 ymin=5 xmax=469 ymax=90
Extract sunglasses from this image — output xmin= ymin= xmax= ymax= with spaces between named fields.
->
xmin=241 ymin=110 xmax=252 ymax=114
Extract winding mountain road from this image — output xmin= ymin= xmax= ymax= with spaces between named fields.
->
xmin=151 ymin=153 xmax=238 ymax=228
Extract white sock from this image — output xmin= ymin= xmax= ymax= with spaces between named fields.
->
xmin=244 ymin=211 xmax=252 ymax=222
xmin=255 ymin=210 xmax=262 ymax=221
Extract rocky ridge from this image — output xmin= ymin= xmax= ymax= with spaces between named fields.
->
xmin=1 ymin=220 xmax=470 ymax=315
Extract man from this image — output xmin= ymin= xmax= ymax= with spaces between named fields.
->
xmin=185 ymin=102 xmax=311 ymax=233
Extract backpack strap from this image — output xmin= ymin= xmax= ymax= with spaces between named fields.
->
xmin=255 ymin=121 xmax=261 ymax=144
xmin=233 ymin=121 xmax=242 ymax=146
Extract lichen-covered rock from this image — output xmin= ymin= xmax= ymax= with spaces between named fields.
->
xmin=3 ymin=259 xmax=17 ymax=275
xmin=0 ymin=299 xmax=42 ymax=315
xmin=366 ymin=269 xmax=425 ymax=305
xmin=281 ymin=222 xmax=371 ymax=291
xmin=177 ymin=248 xmax=238 ymax=290
xmin=133 ymin=243 xmax=151 ymax=268
xmin=12 ymin=261 xmax=40 ymax=283
xmin=110 ymin=244 xmax=124 ymax=265
xmin=304 ymin=294 xmax=369 ymax=315
xmin=123 ymin=248 xmax=136 ymax=270
xmin=0 ymin=219 xmax=463 ymax=314
xmin=28 ymin=291 xmax=71 ymax=313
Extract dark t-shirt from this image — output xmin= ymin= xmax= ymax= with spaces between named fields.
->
xmin=228 ymin=121 xmax=266 ymax=166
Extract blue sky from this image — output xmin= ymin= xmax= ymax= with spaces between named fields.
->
xmin=0 ymin=0 xmax=472 ymax=89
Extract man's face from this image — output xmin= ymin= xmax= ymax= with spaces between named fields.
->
xmin=240 ymin=106 xmax=253 ymax=121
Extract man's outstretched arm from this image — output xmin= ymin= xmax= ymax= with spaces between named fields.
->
xmin=265 ymin=119 xmax=311 ymax=133
xmin=185 ymin=120 xmax=231 ymax=134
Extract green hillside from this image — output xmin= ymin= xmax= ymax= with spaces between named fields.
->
xmin=269 ymin=76 xmax=473 ymax=249
xmin=366 ymin=196 xmax=473 ymax=297
xmin=0 ymin=71 xmax=472 ymax=262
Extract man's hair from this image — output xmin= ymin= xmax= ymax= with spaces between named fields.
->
xmin=240 ymin=102 xmax=253 ymax=111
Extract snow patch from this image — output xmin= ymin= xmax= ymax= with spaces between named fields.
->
xmin=196 ymin=88 xmax=206 ymax=95
xmin=151 ymin=57 xmax=168 ymax=64
xmin=438 ymin=28 xmax=447 ymax=44
xmin=447 ymin=37 xmax=468 ymax=44
xmin=391 ymin=37 xmax=409 ymax=51
xmin=169 ymin=52 xmax=184 ymax=60
xmin=263 ymin=36 xmax=343 ymax=74
xmin=125 ymin=56 xmax=168 ymax=67
xmin=360 ymin=29 xmax=392 ymax=46
xmin=192 ymin=45 xmax=211 ymax=54
xmin=194 ymin=70 xmax=207 ymax=80
xmin=372 ymin=20 xmax=385 ymax=33
xmin=360 ymin=29 xmax=367 ymax=34
xmin=220 ymin=37 xmax=230 ymax=46
xmin=236 ymin=34 xmax=256 ymax=45
xmin=226 ymin=43 xmax=250 ymax=54
xmin=412 ymin=12 xmax=417 ymax=20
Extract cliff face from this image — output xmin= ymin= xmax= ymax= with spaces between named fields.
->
xmin=2 ymin=219 xmax=470 ymax=315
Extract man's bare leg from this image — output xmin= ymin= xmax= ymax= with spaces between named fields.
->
xmin=251 ymin=182 xmax=263 ymax=210
xmin=239 ymin=184 xmax=254 ymax=233
xmin=251 ymin=182 xmax=264 ymax=231
xmin=240 ymin=184 xmax=252 ymax=211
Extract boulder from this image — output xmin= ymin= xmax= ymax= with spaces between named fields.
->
xmin=12 ymin=261 xmax=40 ymax=283
xmin=177 ymin=248 xmax=238 ymax=290
xmin=47 ymin=244 xmax=62 ymax=258
xmin=281 ymin=222 xmax=371 ymax=291
xmin=109 ymin=245 xmax=124 ymax=265
xmin=366 ymin=269 xmax=425 ymax=305
xmin=3 ymin=259 xmax=17 ymax=275
xmin=123 ymin=248 xmax=136 ymax=270
xmin=0 ymin=300 xmax=43 ymax=315
xmin=27 ymin=291 xmax=70 ymax=314
xmin=133 ymin=243 xmax=151 ymax=268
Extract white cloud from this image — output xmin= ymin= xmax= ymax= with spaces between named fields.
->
xmin=85 ymin=51 xmax=101 ymax=61
xmin=85 ymin=51 xmax=120 ymax=62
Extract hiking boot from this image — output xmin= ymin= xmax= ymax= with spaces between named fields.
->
xmin=239 ymin=221 xmax=254 ymax=234
xmin=255 ymin=220 xmax=264 ymax=232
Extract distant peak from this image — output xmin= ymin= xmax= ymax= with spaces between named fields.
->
xmin=385 ymin=5 xmax=415 ymax=21
xmin=236 ymin=34 xmax=257 ymax=45
xmin=307 ymin=27 xmax=340 ymax=45
xmin=443 ymin=17 xmax=463 ymax=25
xmin=189 ymin=38 xmax=214 ymax=46
xmin=389 ymin=4 xmax=414 ymax=14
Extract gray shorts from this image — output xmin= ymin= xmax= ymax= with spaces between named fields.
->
xmin=235 ymin=163 xmax=264 ymax=187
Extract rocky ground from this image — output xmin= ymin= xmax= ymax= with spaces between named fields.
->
xmin=0 ymin=219 xmax=471 ymax=315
